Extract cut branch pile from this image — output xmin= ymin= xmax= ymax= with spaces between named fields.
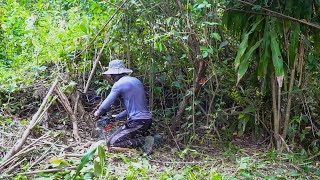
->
xmin=1 ymin=78 xmax=59 ymax=163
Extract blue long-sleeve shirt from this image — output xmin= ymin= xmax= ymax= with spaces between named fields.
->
xmin=96 ymin=75 xmax=152 ymax=120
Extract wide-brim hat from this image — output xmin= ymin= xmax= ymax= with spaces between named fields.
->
xmin=102 ymin=59 xmax=133 ymax=75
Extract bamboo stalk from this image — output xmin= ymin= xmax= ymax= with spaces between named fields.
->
xmin=271 ymin=71 xmax=280 ymax=150
xmin=28 ymin=146 xmax=52 ymax=170
xmin=4 ymin=158 xmax=26 ymax=174
xmin=83 ymin=41 xmax=107 ymax=94
xmin=282 ymin=35 xmax=302 ymax=140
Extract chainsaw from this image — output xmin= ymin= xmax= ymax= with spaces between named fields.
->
xmin=96 ymin=115 xmax=113 ymax=141
xmin=95 ymin=115 xmax=132 ymax=152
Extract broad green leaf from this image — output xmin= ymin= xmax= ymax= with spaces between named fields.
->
xmin=94 ymin=160 xmax=102 ymax=177
xmin=97 ymin=145 xmax=105 ymax=163
xmin=211 ymin=172 xmax=222 ymax=180
xmin=234 ymin=34 xmax=249 ymax=70
xmin=270 ymin=25 xmax=284 ymax=87
xmin=288 ymin=170 xmax=299 ymax=176
xmin=73 ymin=147 xmax=97 ymax=179
xmin=242 ymin=106 xmax=256 ymax=113
xmin=21 ymin=119 xmax=26 ymax=125
xmin=211 ymin=32 xmax=221 ymax=41
xmin=158 ymin=42 xmax=163 ymax=52
xmin=8 ymin=85 xmax=15 ymax=92
xmin=237 ymin=39 xmax=263 ymax=84
xmin=289 ymin=24 xmax=300 ymax=66
xmin=173 ymin=81 xmax=182 ymax=89
xmin=258 ymin=25 xmax=271 ymax=79
xmin=252 ymin=5 xmax=261 ymax=11
xmin=201 ymin=46 xmax=214 ymax=57
xmin=257 ymin=48 xmax=270 ymax=79
xmin=198 ymin=3 xmax=206 ymax=9
xmin=235 ymin=18 xmax=263 ymax=70
xmin=79 ymin=24 xmax=87 ymax=33
xmin=48 ymin=158 xmax=70 ymax=166
xmin=202 ymin=51 xmax=208 ymax=58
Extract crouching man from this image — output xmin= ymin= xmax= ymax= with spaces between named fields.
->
xmin=94 ymin=59 xmax=159 ymax=154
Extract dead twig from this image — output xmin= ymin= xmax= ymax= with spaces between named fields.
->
xmin=0 ymin=133 xmax=50 ymax=171
xmin=236 ymin=0 xmax=320 ymax=30
xmin=108 ymin=147 xmax=132 ymax=153
xmin=83 ymin=40 xmax=107 ymax=93
xmin=63 ymin=154 xmax=85 ymax=158
xmin=1 ymin=166 xmax=78 ymax=178
xmin=166 ymin=124 xmax=181 ymax=151
xmin=4 ymin=157 xmax=26 ymax=174
xmin=28 ymin=146 xmax=53 ymax=170
xmin=0 ymin=146 xmax=38 ymax=173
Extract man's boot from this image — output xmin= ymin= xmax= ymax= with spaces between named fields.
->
xmin=143 ymin=136 xmax=154 ymax=155
xmin=143 ymin=134 xmax=162 ymax=154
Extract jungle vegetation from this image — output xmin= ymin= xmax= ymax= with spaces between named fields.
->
xmin=0 ymin=0 xmax=319 ymax=179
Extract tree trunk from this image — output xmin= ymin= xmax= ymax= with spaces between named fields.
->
xmin=282 ymin=34 xmax=303 ymax=140
xmin=70 ymin=93 xmax=97 ymax=137
xmin=55 ymin=87 xmax=81 ymax=142
xmin=172 ymin=57 xmax=208 ymax=132
xmin=271 ymin=71 xmax=281 ymax=150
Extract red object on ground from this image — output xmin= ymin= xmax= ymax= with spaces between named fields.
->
xmin=104 ymin=124 xmax=113 ymax=131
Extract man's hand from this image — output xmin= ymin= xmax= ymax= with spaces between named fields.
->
xmin=94 ymin=111 xmax=99 ymax=117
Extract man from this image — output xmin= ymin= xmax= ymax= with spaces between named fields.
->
xmin=94 ymin=59 xmax=158 ymax=154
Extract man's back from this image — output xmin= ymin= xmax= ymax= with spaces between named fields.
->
xmin=113 ymin=76 xmax=151 ymax=120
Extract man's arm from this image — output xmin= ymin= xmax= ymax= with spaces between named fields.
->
xmin=95 ymin=87 xmax=120 ymax=116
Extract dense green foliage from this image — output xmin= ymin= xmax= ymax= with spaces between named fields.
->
xmin=224 ymin=0 xmax=320 ymax=150
xmin=0 ymin=0 xmax=319 ymax=179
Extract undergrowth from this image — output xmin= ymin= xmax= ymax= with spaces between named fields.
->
xmin=4 ymin=143 xmax=319 ymax=180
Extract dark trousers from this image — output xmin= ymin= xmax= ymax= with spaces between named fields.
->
xmin=107 ymin=119 xmax=152 ymax=148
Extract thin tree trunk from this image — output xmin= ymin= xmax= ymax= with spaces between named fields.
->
xmin=55 ymin=87 xmax=81 ymax=142
xmin=69 ymin=40 xmax=106 ymax=139
xmin=84 ymin=41 xmax=107 ymax=93
xmin=283 ymin=35 xmax=303 ymax=140
xmin=271 ymin=72 xmax=281 ymax=150
xmin=70 ymin=94 xmax=96 ymax=137
xmin=298 ymin=36 xmax=305 ymax=87
xmin=171 ymin=0 xmax=208 ymax=133
xmin=172 ymin=57 xmax=207 ymax=131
